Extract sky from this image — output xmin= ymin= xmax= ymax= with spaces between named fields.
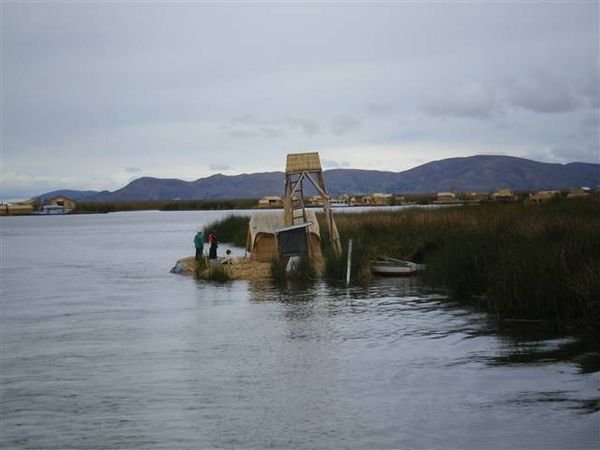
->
xmin=2 ymin=1 xmax=599 ymax=200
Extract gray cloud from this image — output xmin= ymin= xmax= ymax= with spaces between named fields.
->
xmin=284 ymin=118 xmax=320 ymax=136
xmin=550 ymin=145 xmax=599 ymax=164
xmin=367 ymin=103 xmax=397 ymax=117
xmin=576 ymin=71 xmax=600 ymax=108
xmin=224 ymin=115 xmax=320 ymax=139
xmin=329 ymin=116 xmax=361 ymax=135
xmin=125 ymin=166 xmax=142 ymax=173
xmin=506 ymin=76 xmax=581 ymax=114
xmin=209 ymin=163 xmax=232 ymax=171
xmin=322 ymin=159 xmax=350 ymax=169
xmin=224 ymin=116 xmax=281 ymax=139
xmin=581 ymin=112 xmax=600 ymax=130
xmin=227 ymin=129 xmax=258 ymax=139
xmin=421 ymin=83 xmax=500 ymax=119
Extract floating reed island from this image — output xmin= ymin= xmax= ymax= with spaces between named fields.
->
xmin=173 ymin=197 xmax=600 ymax=331
xmin=171 ymin=210 xmax=325 ymax=281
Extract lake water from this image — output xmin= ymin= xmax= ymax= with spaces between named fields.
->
xmin=1 ymin=211 xmax=598 ymax=449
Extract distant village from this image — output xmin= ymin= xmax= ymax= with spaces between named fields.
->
xmin=0 ymin=196 xmax=77 ymax=216
xmin=0 ymin=187 xmax=594 ymax=216
xmin=256 ymin=187 xmax=594 ymax=209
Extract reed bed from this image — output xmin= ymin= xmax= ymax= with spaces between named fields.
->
xmin=75 ymin=198 xmax=258 ymax=213
xmin=320 ymin=199 xmax=600 ymax=329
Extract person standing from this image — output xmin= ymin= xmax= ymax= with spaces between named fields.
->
xmin=208 ymin=231 xmax=218 ymax=260
xmin=194 ymin=229 xmax=204 ymax=262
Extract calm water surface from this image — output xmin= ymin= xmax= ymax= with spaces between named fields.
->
xmin=1 ymin=211 xmax=598 ymax=449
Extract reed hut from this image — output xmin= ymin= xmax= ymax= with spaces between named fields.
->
xmin=434 ymin=192 xmax=460 ymax=204
xmin=47 ymin=196 xmax=77 ymax=210
xmin=529 ymin=190 xmax=560 ymax=204
xmin=306 ymin=195 xmax=324 ymax=207
xmin=394 ymin=195 xmax=407 ymax=205
xmin=257 ymin=196 xmax=283 ymax=209
xmin=566 ymin=188 xmax=590 ymax=199
xmin=492 ymin=189 xmax=516 ymax=202
xmin=464 ymin=192 xmax=489 ymax=203
xmin=246 ymin=210 xmax=323 ymax=263
xmin=372 ymin=192 xmax=393 ymax=205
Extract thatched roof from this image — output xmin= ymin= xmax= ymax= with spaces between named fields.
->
xmin=285 ymin=152 xmax=322 ymax=173
xmin=246 ymin=210 xmax=320 ymax=251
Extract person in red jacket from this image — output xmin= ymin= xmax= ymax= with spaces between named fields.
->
xmin=208 ymin=231 xmax=218 ymax=260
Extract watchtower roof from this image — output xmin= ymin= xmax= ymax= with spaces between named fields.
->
xmin=286 ymin=152 xmax=322 ymax=174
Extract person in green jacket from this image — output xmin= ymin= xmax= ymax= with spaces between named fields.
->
xmin=194 ymin=229 xmax=204 ymax=262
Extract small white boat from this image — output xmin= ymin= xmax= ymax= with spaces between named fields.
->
xmin=32 ymin=205 xmax=73 ymax=215
xmin=330 ymin=199 xmax=349 ymax=207
xmin=371 ymin=258 xmax=425 ymax=276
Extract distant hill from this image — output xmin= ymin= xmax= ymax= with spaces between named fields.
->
xmin=37 ymin=155 xmax=600 ymax=202
xmin=375 ymin=155 xmax=600 ymax=193
xmin=37 ymin=189 xmax=103 ymax=201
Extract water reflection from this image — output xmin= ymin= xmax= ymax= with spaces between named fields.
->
xmin=506 ymin=390 xmax=600 ymax=415
xmin=247 ymin=276 xmax=599 ymax=410
xmin=491 ymin=322 xmax=600 ymax=375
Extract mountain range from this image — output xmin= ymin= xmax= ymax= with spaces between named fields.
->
xmin=38 ymin=155 xmax=599 ymax=202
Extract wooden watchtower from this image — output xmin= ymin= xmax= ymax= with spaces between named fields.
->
xmin=284 ymin=152 xmax=342 ymax=256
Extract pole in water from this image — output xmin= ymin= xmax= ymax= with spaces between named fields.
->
xmin=346 ymin=239 xmax=352 ymax=285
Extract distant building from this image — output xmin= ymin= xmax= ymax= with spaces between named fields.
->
xmin=359 ymin=193 xmax=392 ymax=205
xmin=257 ymin=196 xmax=283 ymax=209
xmin=492 ymin=188 xmax=516 ymax=202
xmin=394 ymin=195 xmax=407 ymax=205
xmin=46 ymin=196 xmax=77 ymax=210
xmin=338 ymin=195 xmax=360 ymax=206
xmin=339 ymin=194 xmax=354 ymax=206
xmin=463 ymin=192 xmax=489 ymax=203
xmin=529 ymin=190 xmax=560 ymax=204
xmin=566 ymin=188 xmax=591 ymax=200
xmin=434 ymin=192 xmax=461 ymax=204
xmin=306 ymin=195 xmax=323 ymax=207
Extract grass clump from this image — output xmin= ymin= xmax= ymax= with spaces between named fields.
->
xmin=203 ymin=215 xmax=250 ymax=248
xmin=206 ymin=263 xmax=232 ymax=282
xmin=323 ymin=237 xmax=372 ymax=283
xmin=194 ymin=256 xmax=208 ymax=277
xmin=270 ymin=255 xmax=316 ymax=282
xmin=194 ymin=257 xmax=231 ymax=282
xmin=270 ymin=257 xmax=287 ymax=283
xmin=288 ymin=255 xmax=316 ymax=281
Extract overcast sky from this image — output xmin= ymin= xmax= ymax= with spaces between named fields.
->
xmin=2 ymin=1 xmax=599 ymax=199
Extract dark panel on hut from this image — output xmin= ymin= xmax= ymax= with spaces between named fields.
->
xmin=276 ymin=224 xmax=310 ymax=257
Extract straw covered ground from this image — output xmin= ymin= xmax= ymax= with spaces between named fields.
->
xmin=171 ymin=256 xmax=272 ymax=281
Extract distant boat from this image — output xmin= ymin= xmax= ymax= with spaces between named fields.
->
xmin=32 ymin=205 xmax=73 ymax=215
xmin=371 ymin=257 xmax=425 ymax=276
xmin=330 ymin=199 xmax=349 ymax=207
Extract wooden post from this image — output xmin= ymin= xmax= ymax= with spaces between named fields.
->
xmin=346 ymin=239 xmax=353 ymax=285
